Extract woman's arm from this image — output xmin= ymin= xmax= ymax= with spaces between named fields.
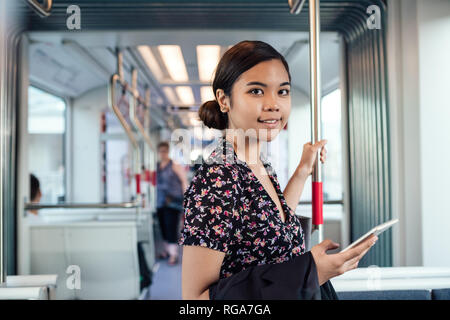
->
xmin=283 ymin=140 xmax=327 ymax=211
xmin=172 ymin=162 xmax=189 ymax=192
xmin=283 ymin=166 xmax=309 ymax=212
xmin=181 ymin=245 xmax=225 ymax=300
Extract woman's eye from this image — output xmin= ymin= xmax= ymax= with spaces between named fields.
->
xmin=249 ymin=88 xmax=263 ymax=95
xmin=279 ymin=89 xmax=290 ymax=96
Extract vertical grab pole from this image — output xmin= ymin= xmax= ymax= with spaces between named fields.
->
xmin=143 ymin=87 xmax=152 ymax=194
xmin=130 ymin=68 xmax=141 ymax=198
xmin=130 ymin=68 xmax=142 ymax=222
xmin=111 ymin=48 xmax=141 ymax=205
xmin=0 ymin=0 xmax=7 ymax=286
xmin=144 ymin=87 xmax=157 ymax=212
xmin=309 ymin=0 xmax=324 ymax=242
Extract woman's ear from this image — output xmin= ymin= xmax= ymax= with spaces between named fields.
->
xmin=216 ymin=89 xmax=230 ymax=113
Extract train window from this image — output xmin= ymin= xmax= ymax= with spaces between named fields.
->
xmin=321 ymin=89 xmax=343 ymax=202
xmin=27 ymin=86 xmax=67 ymax=203
xmin=286 ymin=88 xmax=343 ymax=223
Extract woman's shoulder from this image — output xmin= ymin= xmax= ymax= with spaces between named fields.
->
xmin=184 ymin=160 xmax=242 ymax=199
xmin=194 ymin=139 xmax=243 ymax=177
xmin=190 ymin=161 xmax=238 ymax=185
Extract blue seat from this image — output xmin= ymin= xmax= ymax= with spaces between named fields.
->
xmin=338 ymin=290 xmax=431 ymax=300
xmin=432 ymin=289 xmax=450 ymax=300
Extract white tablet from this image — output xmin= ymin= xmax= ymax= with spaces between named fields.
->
xmin=341 ymin=218 xmax=398 ymax=252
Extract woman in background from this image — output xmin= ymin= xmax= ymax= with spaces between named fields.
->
xmin=28 ymin=173 xmax=42 ymax=216
xmin=156 ymin=141 xmax=188 ymax=265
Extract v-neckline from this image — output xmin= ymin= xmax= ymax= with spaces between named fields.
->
xmin=159 ymin=160 xmax=171 ymax=170
xmin=221 ymin=137 xmax=291 ymax=224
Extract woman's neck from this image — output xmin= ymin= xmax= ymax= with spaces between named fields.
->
xmin=224 ymin=132 xmax=261 ymax=166
xmin=160 ymin=158 xmax=170 ymax=166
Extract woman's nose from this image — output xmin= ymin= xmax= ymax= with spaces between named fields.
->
xmin=262 ymin=94 xmax=280 ymax=111
xmin=263 ymin=103 xmax=280 ymax=112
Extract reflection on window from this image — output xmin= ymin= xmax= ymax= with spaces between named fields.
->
xmin=28 ymin=86 xmax=66 ymax=203
xmin=321 ymin=89 xmax=343 ymax=201
xmin=28 ymin=87 xmax=65 ymax=134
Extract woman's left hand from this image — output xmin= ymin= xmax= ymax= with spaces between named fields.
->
xmin=296 ymin=140 xmax=328 ymax=176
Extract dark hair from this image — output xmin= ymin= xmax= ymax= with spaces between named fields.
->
xmin=198 ymin=40 xmax=291 ymax=130
xmin=157 ymin=141 xmax=169 ymax=150
xmin=30 ymin=173 xmax=40 ymax=201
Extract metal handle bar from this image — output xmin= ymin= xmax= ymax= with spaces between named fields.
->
xmin=24 ymin=200 xmax=140 ymax=210
xmin=26 ymin=0 xmax=52 ymax=17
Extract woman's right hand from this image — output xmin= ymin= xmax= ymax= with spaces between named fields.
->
xmin=310 ymin=234 xmax=378 ymax=286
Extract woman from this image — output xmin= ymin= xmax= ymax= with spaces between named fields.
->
xmin=156 ymin=141 xmax=188 ymax=265
xmin=28 ymin=173 xmax=42 ymax=216
xmin=178 ymin=40 xmax=377 ymax=299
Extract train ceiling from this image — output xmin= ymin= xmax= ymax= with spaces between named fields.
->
xmin=22 ymin=0 xmax=385 ymax=128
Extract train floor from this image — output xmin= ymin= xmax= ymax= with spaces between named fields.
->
xmin=146 ymin=246 xmax=183 ymax=300
xmin=143 ymin=222 xmax=183 ymax=300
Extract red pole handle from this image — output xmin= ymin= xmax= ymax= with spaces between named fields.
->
xmin=144 ymin=169 xmax=151 ymax=182
xmin=135 ymin=173 xmax=141 ymax=195
xmin=312 ymin=181 xmax=323 ymax=225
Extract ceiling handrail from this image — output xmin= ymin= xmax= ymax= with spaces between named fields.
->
xmin=129 ymin=68 xmax=155 ymax=152
xmin=108 ymin=73 xmax=139 ymax=149
xmin=26 ymin=0 xmax=52 ymax=17
xmin=288 ymin=0 xmax=307 ymax=14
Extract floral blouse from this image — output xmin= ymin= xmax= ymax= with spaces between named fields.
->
xmin=178 ymin=136 xmax=306 ymax=279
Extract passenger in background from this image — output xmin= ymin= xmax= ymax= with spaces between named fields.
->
xmin=29 ymin=173 xmax=42 ymax=216
xmin=156 ymin=141 xmax=188 ymax=265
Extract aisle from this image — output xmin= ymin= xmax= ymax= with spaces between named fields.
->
xmin=147 ymin=247 xmax=183 ymax=300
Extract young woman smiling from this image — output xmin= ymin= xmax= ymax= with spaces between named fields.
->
xmin=179 ymin=40 xmax=377 ymax=300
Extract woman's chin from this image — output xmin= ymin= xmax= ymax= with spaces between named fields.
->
xmin=257 ymin=128 xmax=281 ymax=142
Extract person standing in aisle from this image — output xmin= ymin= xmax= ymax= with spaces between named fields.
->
xmin=156 ymin=141 xmax=188 ymax=265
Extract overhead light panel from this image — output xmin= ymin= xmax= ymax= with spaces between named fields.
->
xmin=137 ymin=45 xmax=164 ymax=81
xmin=175 ymin=86 xmax=195 ymax=105
xmin=158 ymin=45 xmax=189 ymax=82
xmin=196 ymin=45 xmax=221 ymax=82
xmin=200 ymin=86 xmax=215 ymax=102
xmin=163 ymin=87 xmax=178 ymax=104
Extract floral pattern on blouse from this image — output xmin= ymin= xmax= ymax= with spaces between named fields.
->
xmin=178 ymin=136 xmax=306 ymax=279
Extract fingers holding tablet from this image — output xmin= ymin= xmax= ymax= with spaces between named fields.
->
xmin=310 ymin=235 xmax=378 ymax=285
xmin=340 ymin=235 xmax=378 ymax=271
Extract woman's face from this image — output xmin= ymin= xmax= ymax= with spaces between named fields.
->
xmin=220 ymin=59 xmax=291 ymax=142
xmin=158 ymin=146 xmax=170 ymax=162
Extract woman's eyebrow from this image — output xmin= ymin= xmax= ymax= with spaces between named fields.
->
xmin=246 ymin=81 xmax=291 ymax=87
xmin=246 ymin=81 xmax=267 ymax=87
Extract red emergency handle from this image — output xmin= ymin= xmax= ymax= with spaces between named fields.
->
xmin=144 ymin=169 xmax=151 ymax=182
xmin=150 ymin=170 xmax=156 ymax=186
xmin=312 ymin=181 xmax=323 ymax=225
xmin=135 ymin=173 xmax=141 ymax=195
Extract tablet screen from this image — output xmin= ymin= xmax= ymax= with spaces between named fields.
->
xmin=341 ymin=219 xmax=398 ymax=252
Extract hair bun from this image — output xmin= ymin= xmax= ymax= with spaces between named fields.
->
xmin=198 ymin=100 xmax=228 ymax=130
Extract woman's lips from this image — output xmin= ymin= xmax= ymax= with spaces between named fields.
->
xmin=257 ymin=118 xmax=281 ymax=129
